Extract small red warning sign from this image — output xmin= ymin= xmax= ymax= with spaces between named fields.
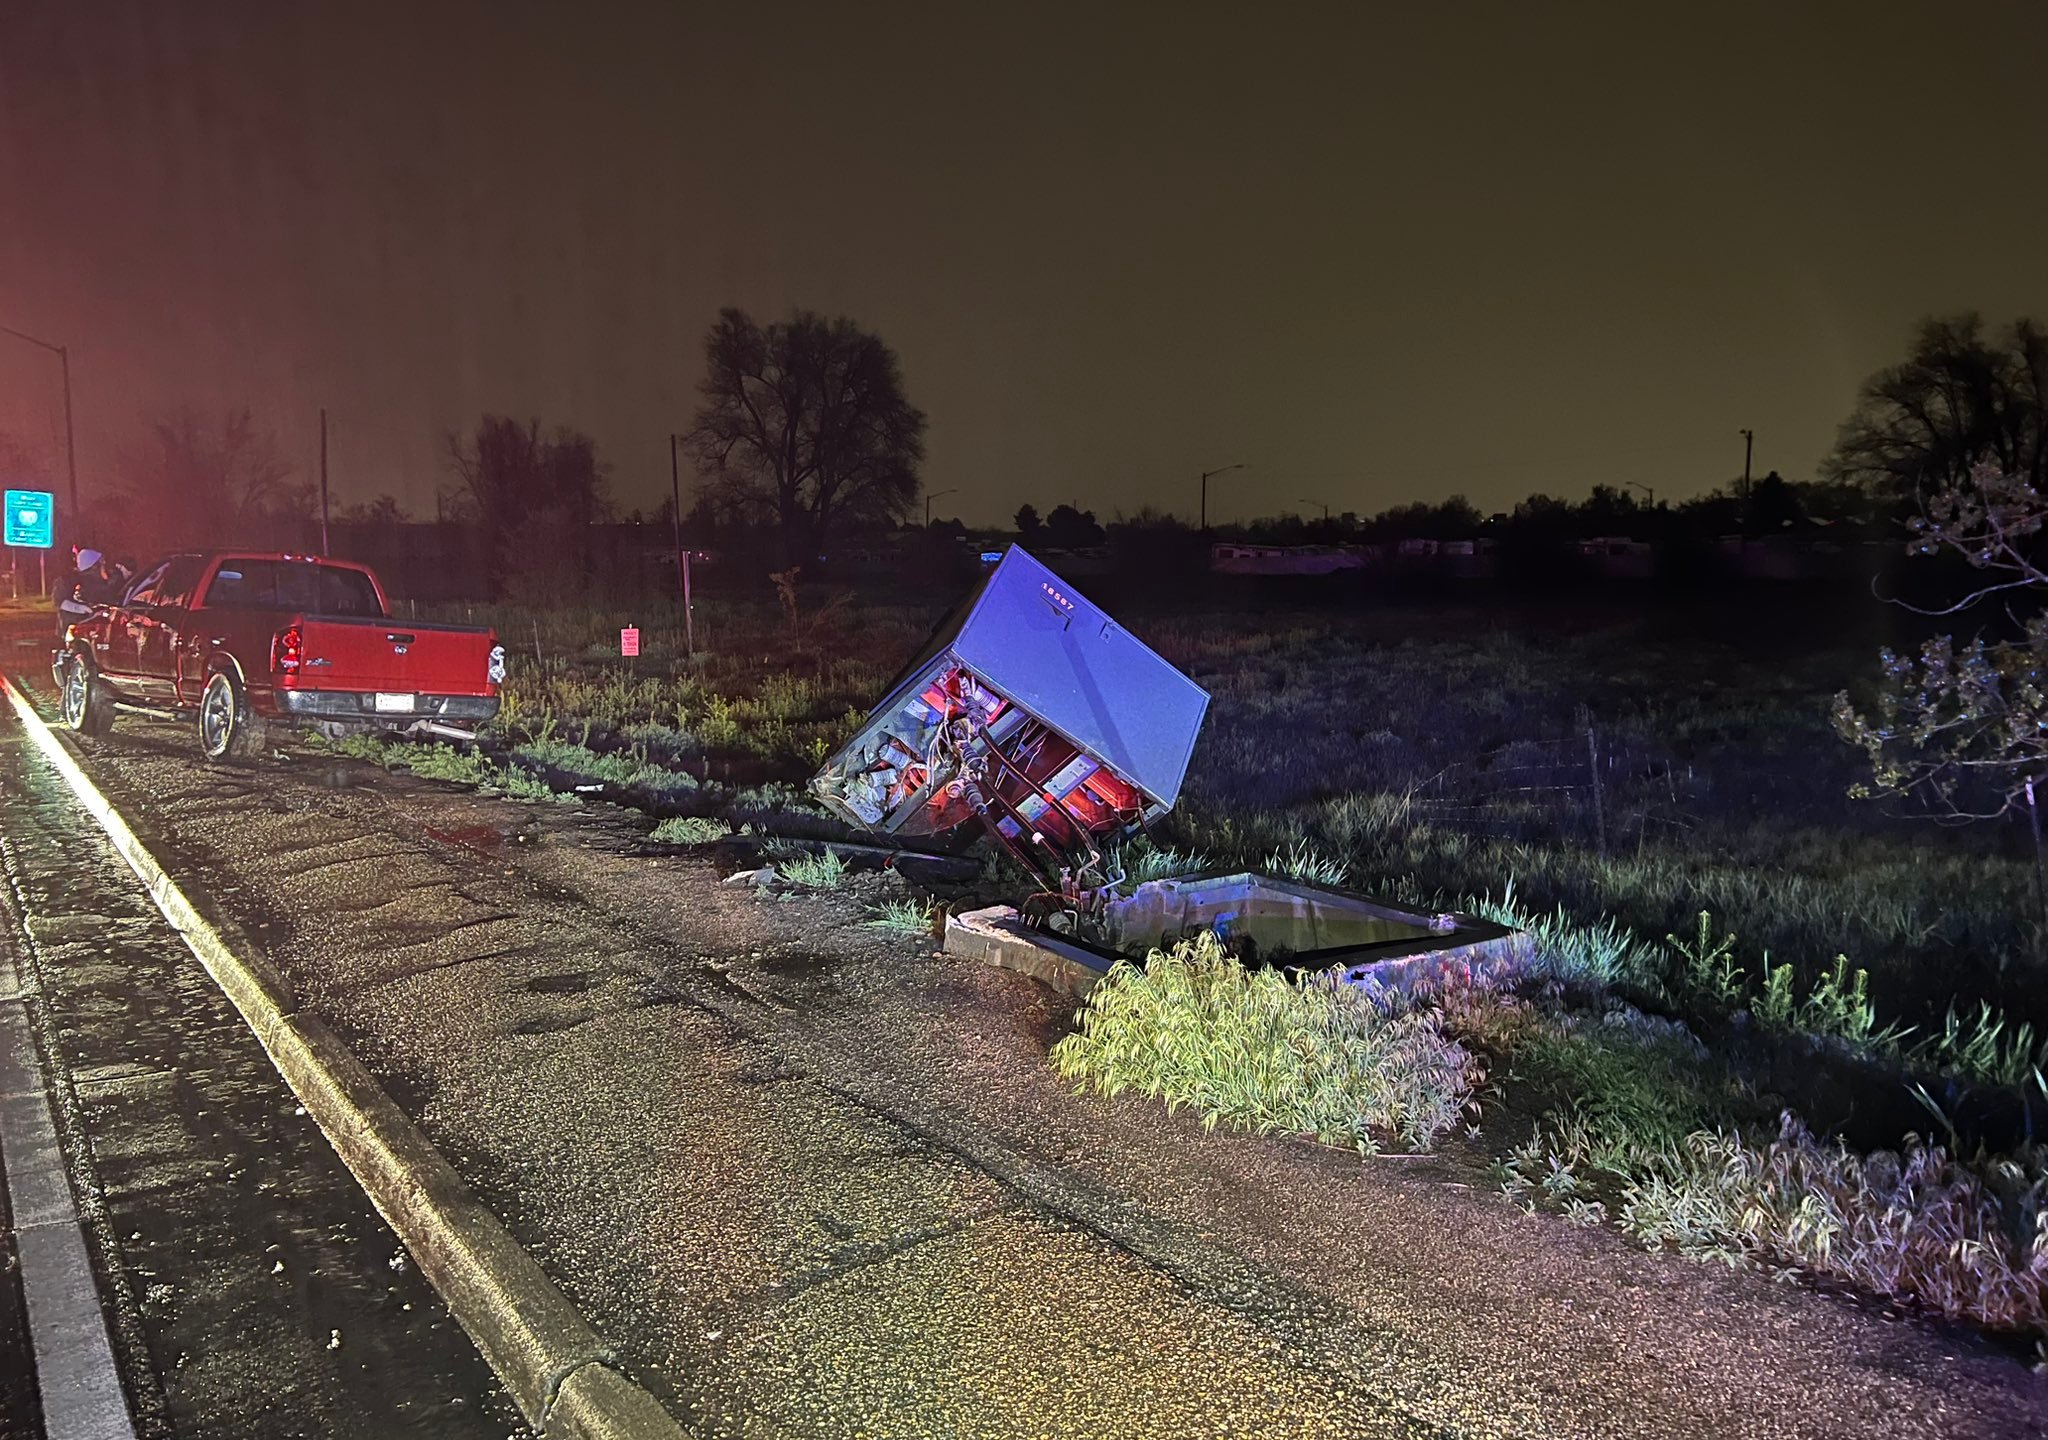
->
xmin=620 ymin=626 xmax=641 ymax=657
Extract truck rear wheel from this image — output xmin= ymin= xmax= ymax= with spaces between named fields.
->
xmin=60 ymin=653 xmax=114 ymax=737
xmin=199 ymin=671 xmax=268 ymax=764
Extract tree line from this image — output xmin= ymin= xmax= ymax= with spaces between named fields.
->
xmin=29 ymin=309 xmax=2044 ymax=600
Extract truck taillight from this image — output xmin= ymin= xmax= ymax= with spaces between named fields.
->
xmin=272 ymin=624 xmax=303 ymax=675
xmin=487 ymin=644 xmax=506 ymax=685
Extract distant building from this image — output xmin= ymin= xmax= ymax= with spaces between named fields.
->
xmin=1209 ymin=543 xmax=1368 ymax=575
xmin=1717 ymin=535 xmax=1851 ymax=581
xmin=1575 ymin=536 xmax=1654 ymax=579
xmin=1443 ymin=536 xmax=1498 ymax=579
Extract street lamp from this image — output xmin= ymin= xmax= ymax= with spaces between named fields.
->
xmin=1199 ymin=463 xmax=1246 ymax=530
xmin=0 ymin=322 xmax=77 ymax=519
xmin=1298 ymin=497 xmax=1330 ymax=522
xmin=1624 ymin=482 xmax=1655 ymax=506
xmin=925 ymin=487 xmax=958 ymax=529
xmin=1739 ymin=429 xmax=1754 ymax=497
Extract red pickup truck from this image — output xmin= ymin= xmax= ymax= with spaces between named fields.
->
xmin=54 ymin=552 xmax=504 ymax=762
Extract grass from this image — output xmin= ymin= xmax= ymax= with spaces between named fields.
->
xmin=306 ymin=732 xmax=576 ymax=805
xmin=1619 ymin=1117 xmax=2048 ymax=1334
xmin=1109 ymin=839 xmax=1211 ymax=885
xmin=511 ymin=735 xmax=702 ymax=800
xmin=1051 ymin=933 xmax=1480 ymax=1154
xmin=1134 ymin=609 xmax=2044 ymax=1034
xmin=1262 ymin=837 xmax=1349 ymax=886
xmin=650 ymin=815 xmax=730 ymax=845
xmin=1455 ymin=978 xmax=2048 ymax=1341
xmin=776 ymin=846 xmax=849 ymax=889
xmin=867 ymin=897 xmax=939 ymax=935
xmin=1467 ymin=880 xmax=1659 ymax=988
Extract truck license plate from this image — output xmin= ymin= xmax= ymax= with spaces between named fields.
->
xmin=373 ymin=692 xmax=415 ymax=713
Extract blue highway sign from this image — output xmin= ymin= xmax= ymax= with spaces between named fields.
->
xmin=4 ymin=489 xmax=53 ymax=549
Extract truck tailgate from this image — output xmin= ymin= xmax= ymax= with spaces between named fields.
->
xmin=288 ymin=618 xmax=496 ymax=696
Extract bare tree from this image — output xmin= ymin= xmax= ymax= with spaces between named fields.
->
xmin=446 ymin=415 xmax=609 ymax=599
xmin=337 ymin=493 xmax=410 ymax=525
xmin=117 ymin=409 xmax=302 ymax=549
xmin=0 ymin=429 xmax=57 ymax=491
xmin=1833 ymin=463 xmax=2048 ymax=819
xmin=683 ymin=308 xmax=925 ymax=569
xmin=1827 ymin=314 xmax=2048 ymax=498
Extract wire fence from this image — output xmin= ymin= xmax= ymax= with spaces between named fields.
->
xmin=1403 ymin=721 xmax=1830 ymax=858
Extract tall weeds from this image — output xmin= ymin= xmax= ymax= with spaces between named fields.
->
xmin=1052 ymin=933 xmax=1479 ymax=1153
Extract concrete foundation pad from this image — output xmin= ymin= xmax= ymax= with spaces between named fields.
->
xmin=944 ymin=907 xmax=1110 ymax=999
xmin=945 ymin=896 xmax=1531 ymax=1005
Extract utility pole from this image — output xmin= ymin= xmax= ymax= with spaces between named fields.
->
xmin=58 ymin=345 xmax=76 ymax=521
xmin=318 ymin=407 xmax=330 ymax=555
xmin=1739 ymin=428 xmax=1754 ymax=497
xmin=0 ymin=324 xmax=79 ymax=523
xmin=1200 ymin=463 xmax=1246 ymax=530
xmin=670 ymin=433 xmax=693 ymax=657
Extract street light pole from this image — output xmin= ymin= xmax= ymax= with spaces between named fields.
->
xmin=1200 ymin=463 xmax=1246 ymax=530
xmin=1298 ymin=497 xmax=1329 ymax=522
xmin=1739 ymin=429 xmax=1754 ymax=497
xmin=1625 ymin=481 xmax=1655 ymax=506
xmin=0 ymin=323 xmax=78 ymax=520
xmin=925 ymin=487 xmax=957 ymax=529
xmin=58 ymin=344 xmax=76 ymax=520
xmin=319 ymin=407 xmax=330 ymax=555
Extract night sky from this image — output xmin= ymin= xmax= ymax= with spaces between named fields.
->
xmin=3 ymin=1 xmax=2045 ymax=526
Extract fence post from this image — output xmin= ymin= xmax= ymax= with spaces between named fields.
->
xmin=1586 ymin=720 xmax=1607 ymax=857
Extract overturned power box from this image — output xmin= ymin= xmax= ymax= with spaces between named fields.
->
xmin=811 ymin=547 xmax=1208 ymax=893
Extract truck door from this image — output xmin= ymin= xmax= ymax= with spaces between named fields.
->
xmin=135 ymin=556 xmax=205 ymax=705
xmin=100 ymin=559 xmax=168 ymax=686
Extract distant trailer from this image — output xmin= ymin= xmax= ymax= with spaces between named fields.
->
xmin=1209 ymin=544 xmax=1367 ymax=575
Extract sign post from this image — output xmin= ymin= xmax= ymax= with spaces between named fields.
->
xmin=5 ymin=488 xmax=54 ymax=599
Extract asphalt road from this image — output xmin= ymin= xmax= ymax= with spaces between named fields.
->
xmin=0 ymin=690 xmax=516 ymax=1437
xmin=5 ymin=670 xmax=2048 ymax=1438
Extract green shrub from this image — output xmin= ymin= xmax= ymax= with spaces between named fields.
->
xmin=1051 ymin=933 xmax=1479 ymax=1154
xmin=512 ymin=737 xmax=699 ymax=800
xmin=650 ymin=815 xmax=729 ymax=845
xmin=402 ymin=744 xmax=496 ymax=786
xmin=1666 ymin=912 xmax=1745 ymax=1010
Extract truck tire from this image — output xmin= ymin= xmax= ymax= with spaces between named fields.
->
xmin=198 ymin=670 xmax=268 ymax=764
xmin=60 ymin=653 xmax=115 ymax=737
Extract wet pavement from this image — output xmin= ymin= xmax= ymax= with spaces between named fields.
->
xmin=0 ymin=705 xmax=516 ymax=1437
xmin=6 ymin=669 xmax=2048 ymax=1438
xmin=0 ymin=1144 xmax=41 ymax=1435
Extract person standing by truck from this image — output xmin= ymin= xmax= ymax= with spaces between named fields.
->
xmin=53 ymin=546 xmax=100 ymax=639
xmin=52 ymin=547 xmax=127 ymax=640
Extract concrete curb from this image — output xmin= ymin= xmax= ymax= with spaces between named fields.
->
xmin=1 ymin=674 xmax=689 ymax=1440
